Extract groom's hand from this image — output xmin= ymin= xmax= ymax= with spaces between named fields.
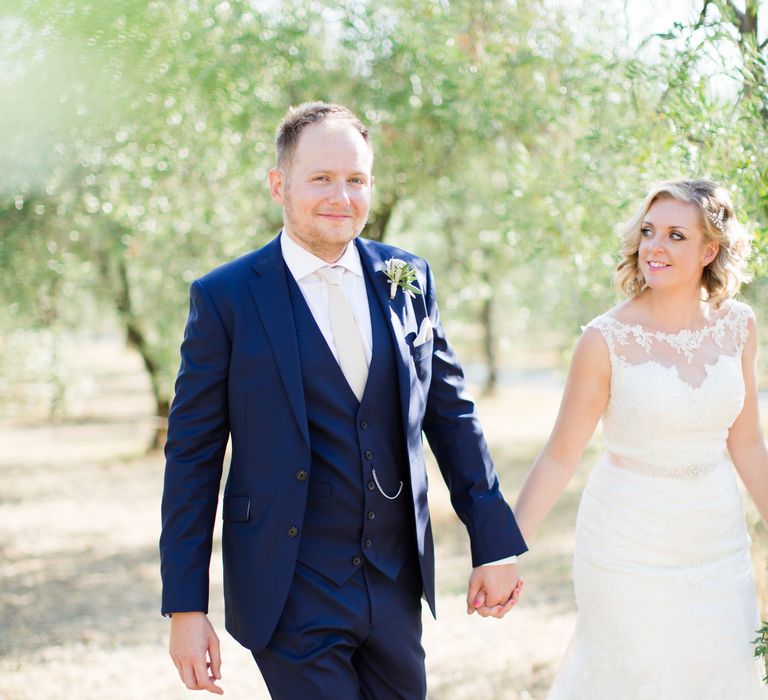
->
xmin=466 ymin=564 xmax=523 ymax=618
xmin=169 ymin=611 xmax=223 ymax=694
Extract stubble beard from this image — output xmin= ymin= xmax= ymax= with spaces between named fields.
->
xmin=283 ymin=190 xmax=365 ymax=263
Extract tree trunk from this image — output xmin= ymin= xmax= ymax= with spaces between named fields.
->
xmin=96 ymin=241 xmax=170 ymax=453
xmin=39 ymin=275 xmax=67 ymax=420
xmin=114 ymin=256 xmax=170 ymax=451
xmin=364 ymin=202 xmax=395 ymax=242
xmin=706 ymin=1 xmax=767 ymax=120
xmin=481 ymin=292 xmax=498 ymax=395
xmin=153 ymin=396 xmax=170 ymax=452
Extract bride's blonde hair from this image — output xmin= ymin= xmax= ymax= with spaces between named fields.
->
xmin=614 ymin=179 xmax=751 ymax=306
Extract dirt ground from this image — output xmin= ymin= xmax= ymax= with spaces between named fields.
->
xmin=1 ymin=337 xmax=766 ymax=699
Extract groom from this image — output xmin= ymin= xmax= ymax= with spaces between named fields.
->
xmin=160 ymin=102 xmax=527 ymax=698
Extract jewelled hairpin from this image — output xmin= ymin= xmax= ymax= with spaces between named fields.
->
xmin=705 ymin=204 xmax=725 ymax=232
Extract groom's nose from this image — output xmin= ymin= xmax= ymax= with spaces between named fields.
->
xmin=327 ymin=181 xmax=352 ymax=206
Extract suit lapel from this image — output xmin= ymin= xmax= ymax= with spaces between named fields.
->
xmin=356 ymin=238 xmax=413 ymax=435
xmin=247 ymin=235 xmax=309 ymax=447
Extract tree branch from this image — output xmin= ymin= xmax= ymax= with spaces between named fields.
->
xmin=724 ymin=0 xmax=746 ymax=26
xmin=724 ymin=0 xmax=758 ymax=39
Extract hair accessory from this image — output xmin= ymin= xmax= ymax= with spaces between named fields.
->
xmin=704 ymin=204 xmax=725 ymax=232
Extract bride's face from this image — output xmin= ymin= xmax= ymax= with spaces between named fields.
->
xmin=638 ymin=197 xmax=719 ymax=292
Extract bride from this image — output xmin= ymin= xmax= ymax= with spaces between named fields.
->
xmin=514 ymin=179 xmax=768 ymax=698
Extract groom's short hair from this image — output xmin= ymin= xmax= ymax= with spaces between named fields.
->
xmin=275 ymin=102 xmax=370 ymax=168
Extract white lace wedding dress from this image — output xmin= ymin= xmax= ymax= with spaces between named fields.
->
xmin=547 ymin=299 xmax=767 ymax=700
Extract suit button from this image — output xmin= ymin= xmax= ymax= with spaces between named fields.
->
xmin=367 ymin=480 xmax=375 ymax=491
xmin=367 ymin=510 xmax=375 ymax=520
xmin=296 ymin=470 xmax=308 ymax=482
xmin=364 ymin=450 xmax=373 ymax=460
xmin=360 ymin=420 xmax=368 ymax=429
xmin=352 ymin=555 xmax=362 ymax=566
xmin=364 ymin=539 xmax=372 ymax=548
xmin=287 ymin=526 xmax=299 ymax=538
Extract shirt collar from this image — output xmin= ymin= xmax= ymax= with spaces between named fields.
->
xmin=280 ymin=229 xmax=364 ymax=281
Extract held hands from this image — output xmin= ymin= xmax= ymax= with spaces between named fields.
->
xmin=466 ymin=563 xmax=524 ymax=618
xmin=169 ymin=612 xmax=223 ymax=695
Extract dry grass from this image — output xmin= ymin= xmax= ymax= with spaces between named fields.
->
xmin=0 ymin=336 xmax=765 ymax=699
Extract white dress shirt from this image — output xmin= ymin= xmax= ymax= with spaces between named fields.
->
xmin=279 ymin=231 xmax=516 ymax=568
xmin=281 ymin=231 xmax=372 ymax=367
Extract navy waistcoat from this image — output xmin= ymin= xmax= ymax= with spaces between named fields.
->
xmin=286 ymin=264 xmax=416 ymax=586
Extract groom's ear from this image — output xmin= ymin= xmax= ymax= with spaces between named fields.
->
xmin=269 ymin=168 xmax=286 ymax=205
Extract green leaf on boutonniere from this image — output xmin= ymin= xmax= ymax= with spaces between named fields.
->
xmin=382 ymin=258 xmax=423 ymax=300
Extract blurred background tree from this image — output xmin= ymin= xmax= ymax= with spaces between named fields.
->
xmin=1 ymin=0 xmax=766 ymax=444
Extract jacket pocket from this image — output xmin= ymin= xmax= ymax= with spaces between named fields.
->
xmin=222 ymin=494 xmax=251 ymax=522
xmin=410 ymin=339 xmax=433 ymax=362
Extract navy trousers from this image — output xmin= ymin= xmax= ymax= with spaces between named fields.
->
xmin=253 ymin=559 xmax=426 ymax=699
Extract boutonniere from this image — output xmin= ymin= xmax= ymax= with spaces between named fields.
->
xmin=382 ymin=258 xmax=423 ymax=300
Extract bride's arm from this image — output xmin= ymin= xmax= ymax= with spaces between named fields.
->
xmin=727 ymin=316 xmax=768 ymax=526
xmin=513 ymin=327 xmax=610 ymax=541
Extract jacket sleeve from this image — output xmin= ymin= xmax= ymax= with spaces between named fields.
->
xmin=420 ymin=262 xmax=528 ymax=566
xmin=159 ymin=279 xmax=231 ymax=615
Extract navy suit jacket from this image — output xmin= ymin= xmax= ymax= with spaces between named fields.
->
xmin=160 ymin=234 xmax=527 ymax=651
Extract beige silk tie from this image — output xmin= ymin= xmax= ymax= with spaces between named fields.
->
xmin=317 ymin=266 xmax=369 ymax=401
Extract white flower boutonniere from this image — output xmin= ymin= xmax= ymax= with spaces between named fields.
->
xmin=382 ymin=258 xmax=423 ymax=300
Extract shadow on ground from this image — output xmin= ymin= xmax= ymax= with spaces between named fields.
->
xmin=1 ymin=542 xmax=165 ymax=657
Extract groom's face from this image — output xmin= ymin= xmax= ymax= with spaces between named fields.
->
xmin=269 ymin=119 xmax=374 ymax=262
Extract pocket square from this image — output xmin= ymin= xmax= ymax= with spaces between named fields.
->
xmin=413 ymin=317 xmax=434 ymax=347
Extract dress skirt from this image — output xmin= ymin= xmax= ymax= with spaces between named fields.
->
xmin=547 ymin=455 xmax=767 ymax=700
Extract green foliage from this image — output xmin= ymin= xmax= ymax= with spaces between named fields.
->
xmin=754 ymin=620 xmax=768 ymax=683
xmin=626 ymin=2 xmax=768 ymax=328
xmin=1 ymin=0 xmax=767 ymax=414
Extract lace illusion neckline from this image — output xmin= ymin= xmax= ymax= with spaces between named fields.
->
xmin=596 ymin=302 xmax=740 ymax=363
xmin=602 ymin=303 xmax=735 ymax=339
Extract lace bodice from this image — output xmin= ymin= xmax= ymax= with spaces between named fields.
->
xmin=586 ymin=300 xmax=753 ymax=474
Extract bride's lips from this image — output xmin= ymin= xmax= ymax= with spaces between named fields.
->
xmin=646 ymin=260 xmax=671 ymax=269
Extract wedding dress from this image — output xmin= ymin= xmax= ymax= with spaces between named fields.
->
xmin=547 ymin=299 xmax=767 ymax=699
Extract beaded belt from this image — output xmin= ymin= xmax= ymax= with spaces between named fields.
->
xmin=604 ymin=451 xmax=728 ymax=479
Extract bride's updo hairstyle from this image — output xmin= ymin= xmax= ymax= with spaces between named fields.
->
xmin=614 ymin=179 xmax=751 ymax=306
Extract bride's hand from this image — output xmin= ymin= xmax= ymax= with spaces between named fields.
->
xmin=466 ymin=564 xmax=524 ymax=618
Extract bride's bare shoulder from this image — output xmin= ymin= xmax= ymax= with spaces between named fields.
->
xmin=600 ymin=298 xmax=646 ymax=325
